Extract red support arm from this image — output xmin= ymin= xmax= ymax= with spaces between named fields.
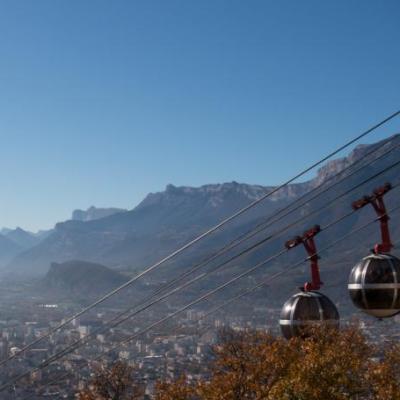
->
xmin=352 ymin=183 xmax=393 ymax=254
xmin=285 ymin=225 xmax=322 ymax=292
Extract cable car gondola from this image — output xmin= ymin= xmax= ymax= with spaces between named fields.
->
xmin=280 ymin=225 xmax=340 ymax=339
xmin=348 ymin=183 xmax=400 ymax=318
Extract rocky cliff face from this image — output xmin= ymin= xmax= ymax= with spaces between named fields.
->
xmin=312 ymin=138 xmax=396 ymax=186
xmin=137 ymin=180 xmax=308 ymax=211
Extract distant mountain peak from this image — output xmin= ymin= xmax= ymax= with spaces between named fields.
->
xmin=44 ymin=260 xmax=128 ymax=295
xmin=3 ymin=227 xmax=40 ymax=250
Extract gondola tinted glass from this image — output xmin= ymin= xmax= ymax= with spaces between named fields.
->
xmin=280 ymin=291 xmax=339 ymax=339
xmin=348 ymin=254 xmax=400 ymax=317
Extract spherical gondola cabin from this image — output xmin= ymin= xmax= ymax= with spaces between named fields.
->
xmin=347 ymin=183 xmax=399 ymax=318
xmin=280 ymin=225 xmax=340 ymax=340
xmin=348 ymin=253 xmax=400 ymax=318
xmin=280 ymin=291 xmax=340 ymax=340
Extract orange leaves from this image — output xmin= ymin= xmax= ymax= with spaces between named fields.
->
xmin=156 ymin=326 xmax=400 ymax=400
xmin=77 ymin=326 xmax=400 ymax=399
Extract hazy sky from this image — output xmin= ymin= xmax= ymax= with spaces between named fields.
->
xmin=1 ymin=0 xmax=400 ymax=231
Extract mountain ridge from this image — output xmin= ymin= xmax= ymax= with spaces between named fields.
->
xmin=4 ymin=227 xmax=41 ymax=250
xmin=6 ymin=134 xmax=400 ymax=278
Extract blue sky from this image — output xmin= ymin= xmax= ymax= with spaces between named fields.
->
xmin=0 ymin=0 xmax=400 ymax=231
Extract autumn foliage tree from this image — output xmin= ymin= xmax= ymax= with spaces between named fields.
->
xmin=155 ymin=325 xmax=400 ymax=400
xmin=77 ymin=326 xmax=400 ymax=400
xmin=78 ymin=361 xmax=144 ymax=400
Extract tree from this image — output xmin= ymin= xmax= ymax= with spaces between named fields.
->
xmin=268 ymin=326 xmax=373 ymax=400
xmin=156 ymin=325 xmax=400 ymax=400
xmin=78 ymin=361 xmax=144 ymax=400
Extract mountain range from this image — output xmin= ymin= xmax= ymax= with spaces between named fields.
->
xmin=0 ymin=207 xmax=126 ymax=265
xmin=3 ymin=133 xmax=400 ymax=305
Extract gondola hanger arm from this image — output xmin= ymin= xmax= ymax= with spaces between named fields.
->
xmin=352 ymin=183 xmax=393 ymax=254
xmin=285 ymin=225 xmax=322 ymax=291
